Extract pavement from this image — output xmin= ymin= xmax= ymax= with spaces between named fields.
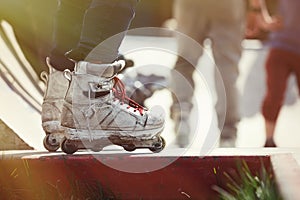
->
xmin=0 ymin=24 xmax=300 ymax=151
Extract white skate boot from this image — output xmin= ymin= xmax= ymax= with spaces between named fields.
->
xmin=41 ymin=57 xmax=69 ymax=151
xmin=60 ymin=60 xmax=165 ymax=154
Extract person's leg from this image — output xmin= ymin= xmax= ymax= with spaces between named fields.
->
xmin=171 ymin=0 xmax=208 ymax=147
xmin=49 ymin=0 xmax=91 ymax=70
xmin=66 ymin=0 xmax=138 ymax=63
xmin=209 ymin=0 xmax=246 ymax=147
xmin=292 ymin=53 xmax=300 ymax=99
xmin=170 ymin=56 xmax=196 ymax=147
xmin=262 ymin=48 xmax=293 ymax=147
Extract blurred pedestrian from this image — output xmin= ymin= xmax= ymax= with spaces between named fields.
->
xmin=170 ymin=0 xmax=247 ymax=147
xmin=254 ymin=0 xmax=299 ymax=147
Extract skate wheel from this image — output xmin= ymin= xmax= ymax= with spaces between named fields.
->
xmin=149 ymin=137 xmax=166 ymax=153
xmin=123 ymin=144 xmax=136 ymax=152
xmin=61 ymin=138 xmax=78 ymax=154
xmin=43 ymin=134 xmax=60 ymax=152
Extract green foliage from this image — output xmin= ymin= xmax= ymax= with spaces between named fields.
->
xmin=213 ymin=160 xmax=283 ymax=200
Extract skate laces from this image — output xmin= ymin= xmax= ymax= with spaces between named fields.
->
xmin=112 ymin=76 xmax=146 ymax=115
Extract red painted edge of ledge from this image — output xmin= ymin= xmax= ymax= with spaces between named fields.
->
xmin=0 ymin=152 xmax=271 ymax=199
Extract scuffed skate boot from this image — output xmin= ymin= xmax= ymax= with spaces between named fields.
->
xmin=41 ymin=57 xmax=69 ymax=151
xmin=60 ymin=60 xmax=165 ymax=154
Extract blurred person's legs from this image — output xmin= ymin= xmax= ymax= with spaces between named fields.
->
xmin=172 ymin=0 xmax=246 ymax=147
xmin=209 ymin=0 xmax=246 ymax=147
xmin=170 ymin=57 xmax=196 ymax=148
xmin=170 ymin=0 xmax=208 ymax=147
xmin=262 ymin=48 xmax=300 ymax=147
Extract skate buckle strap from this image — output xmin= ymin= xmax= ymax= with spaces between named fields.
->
xmin=81 ymin=81 xmax=112 ymax=99
xmin=89 ymin=81 xmax=113 ymax=92
xmin=112 ymin=77 xmax=147 ymax=116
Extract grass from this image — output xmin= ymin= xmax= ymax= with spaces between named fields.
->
xmin=213 ymin=160 xmax=283 ymax=200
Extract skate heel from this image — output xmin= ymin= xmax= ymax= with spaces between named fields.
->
xmin=42 ymin=121 xmax=64 ymax=134
xmin=41 ymin=58 xmax=69 ymax=152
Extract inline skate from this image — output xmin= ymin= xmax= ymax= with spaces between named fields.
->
xmin=60 ymin=60 xmax=165 ymax=154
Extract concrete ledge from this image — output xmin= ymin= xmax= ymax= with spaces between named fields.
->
xmin=271 ymin=154 xmax=300 ymax=200
xmin=0 ymin=149 xmax=272 ymax=199
xmin=2 ymin=148 xmax=300 ymax=199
